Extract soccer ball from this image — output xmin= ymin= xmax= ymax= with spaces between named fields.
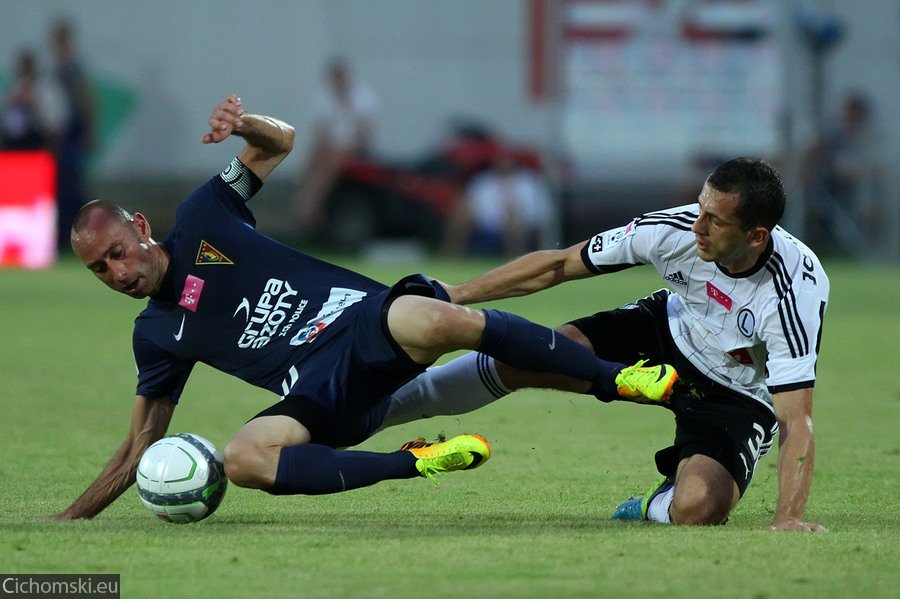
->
xmin=136 ymin=433 xmax=228 ymax=523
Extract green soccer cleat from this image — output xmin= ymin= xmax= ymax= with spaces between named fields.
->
xmin=401 ymin=434 xmax=491 ymax=483
xmin=611 ymin=476 xmax=674 ymax=521
xmin=615 ymin=360 xmax=678 ymax=402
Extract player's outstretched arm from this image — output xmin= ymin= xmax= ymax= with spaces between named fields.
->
xmin=770 ymin=388 xmax=827 ymax=532
xmin=443 ymin=241 xmax=594 ymax=305
xmin=201 ymin=93 xmax=295 ymax=183
xmin=53 ymin=395 xmax=175 ymax=520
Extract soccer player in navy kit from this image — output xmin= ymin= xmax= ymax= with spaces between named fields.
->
xmin=56 ymin=94 xmax=675 ymax=519
xmin=386 ymin=158 xmax=829 ymax=531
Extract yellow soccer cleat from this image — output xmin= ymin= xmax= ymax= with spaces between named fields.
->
xmin=615 ymin=360 xmax=678 ymax=403
xmin=401 ymin=434 xmax=491 ymax=483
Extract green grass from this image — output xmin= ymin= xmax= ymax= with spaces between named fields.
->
xmin=2 ymin=255 xmax=899 ymax=598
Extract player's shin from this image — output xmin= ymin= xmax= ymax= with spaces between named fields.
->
xmin=267 ymin=444 xmax=418 ymax=495
xmin=379 ymin=352 xmax=510 ymax=430
xmin=478 ymin=309 xmax=622 ymax=394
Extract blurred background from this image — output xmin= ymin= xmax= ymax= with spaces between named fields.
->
xmin=1 ymin=0 xmax=898 ymax=265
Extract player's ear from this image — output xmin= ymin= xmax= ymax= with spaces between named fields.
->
xmin=132 ymin=212 xmax=152 ymax=241
xmin=747 ymin=226 xmax=769 ymax=249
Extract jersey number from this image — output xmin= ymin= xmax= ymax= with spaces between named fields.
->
xmin=801 ymin=255 xmax=816 ymax=285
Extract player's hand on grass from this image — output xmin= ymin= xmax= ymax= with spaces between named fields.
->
xmin=202 ymin=93 xmax=244 ymax=144
xmin=769 ymin=518 xmax=828 ymax=532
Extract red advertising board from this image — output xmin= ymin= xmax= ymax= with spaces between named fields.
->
xmin=0 ymin=151 xmax=57 ymax=268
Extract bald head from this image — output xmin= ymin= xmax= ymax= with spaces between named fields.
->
xmin=70 ymin=200 xmax=168 ymax=299
xmin=72 ymin=199 xmax=131 ymax=234
xmin=70 ymin=200 xmax=133 ymax=257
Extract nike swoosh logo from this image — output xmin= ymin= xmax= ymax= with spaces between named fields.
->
xmin=174 ymin=315 xmax=186 ymax=341
xmin=466 ymin=452 xmax=484 ymax=469
xmin=233 ymin=298 xmax=251 ymax=321
xmin=549 ymin=330 xmax=556 ymax=350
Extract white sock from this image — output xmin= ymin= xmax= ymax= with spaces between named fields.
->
xmin=646 ymin=486 xmax=674 ymax=523
xmin=378 ymin=352 xmax=510 ymax=430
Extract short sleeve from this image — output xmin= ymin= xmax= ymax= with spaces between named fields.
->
xmin=133 ymin=327 xmax=195 ymax=403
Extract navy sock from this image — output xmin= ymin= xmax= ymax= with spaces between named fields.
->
xmin=479 ymin=309 xmax=623 ymax=394
xmin=268 ymin=444 xmax=419 ymax=495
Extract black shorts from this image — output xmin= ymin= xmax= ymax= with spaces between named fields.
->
xmin=252 ymin=274 xmax=449 ymax=448
xmin=568 ymin=289 xmax=777 ymax=495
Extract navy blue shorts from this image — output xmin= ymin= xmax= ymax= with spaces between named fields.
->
xmin=568 ymin=289 xmax=777 ymax=495
xmin=252 ymin=274 xmax=449 ymax=448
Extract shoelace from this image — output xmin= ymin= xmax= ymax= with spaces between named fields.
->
xmin=417 ymin=452 xmax=471 ymax=484
xmin=618 ymin=359 xmax=650 ymax=391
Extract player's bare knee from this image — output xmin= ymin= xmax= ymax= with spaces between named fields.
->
xmin=388 ymin=297 xmax=482 ymax=357
xmin=671 ymin=504 xmax=730 ymax=526
xmin=429 ymin=303 xmax=483 ymax=347
xmin=556 ymin=323 xmax=592 ymax=350
xmin=670 ymin=488 xmax=732 ymax=526
xmin=223 ymin=438 xmax=276 ymax=489
xmin=408 ymin=300 xmax=483 ymax=348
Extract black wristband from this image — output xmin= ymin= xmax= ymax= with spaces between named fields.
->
xmin=220 ymin=157 xmax=263 ymax=201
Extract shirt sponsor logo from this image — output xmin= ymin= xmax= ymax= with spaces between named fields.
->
xmin=195 ymin=241 xmax=233 ymax=265
xmin=179 ymin=275 xmax=205 ymax=312
xmin=234 ymin=278 xmax=301 ymax=349
xmin=706 ymin=281 xmax=732 ymax=311
xmin=289 ymin=288 xmax=367 ymax=347
xmin=292 ymin=322 xmax=327 ymax=345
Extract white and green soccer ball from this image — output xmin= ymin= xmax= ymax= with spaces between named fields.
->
xmin=136 ymin=434 xmax=227 ymax=523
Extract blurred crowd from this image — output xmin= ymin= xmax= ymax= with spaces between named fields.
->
xmin=288 ymin=57 xmax=554 ymax=256
xmin=801 ymin=92 xmax=888 ymax=256
xmin=1 ymin=20 xmax=94 ymax=254
xmin=2 ymin=25 xmax=891 ymax=261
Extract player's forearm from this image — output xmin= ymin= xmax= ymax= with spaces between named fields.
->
xmin=57 ymin=396 xmax=174 ymax=520
xmin=773 ymin=422 xmax=816 ymax=525
xmin=57 ymin=437 xmax=140 ymax=519
xmin=234 ymin=113 xmax=295 ymax=156
xmin=448 ymin=248 xmax=582 ymax=305
xmin=234 ymin=113 xmax=295 ymax=183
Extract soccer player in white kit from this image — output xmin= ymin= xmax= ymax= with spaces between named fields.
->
xmin=383 ymin=158 xmax=829 ymax=531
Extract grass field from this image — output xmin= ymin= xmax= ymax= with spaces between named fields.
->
xmin=1 ymin=254 xmax=899 ymax=598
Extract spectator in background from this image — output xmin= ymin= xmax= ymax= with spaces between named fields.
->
xmin=51 ymin=19 xmax=96 ymax=254
xmin=441 ymin=147 xmax=552 ymax=257
xmin=802 ymin=92 xmax=885 ymax=251
xmin=0 ymin=49 xmax=64 ymax=151
xmin=293 ymin=57 xmax=378 ymax=230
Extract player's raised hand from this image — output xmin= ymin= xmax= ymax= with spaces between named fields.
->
xmin=202 ymin=93 xmax=245 ymax=144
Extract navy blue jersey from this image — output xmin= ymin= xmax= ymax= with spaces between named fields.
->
xmin=133 ymin=159 xmax=388 ymax=403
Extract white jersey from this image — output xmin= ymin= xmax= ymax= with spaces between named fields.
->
xmin=582 ymin=204 xmax=829 ymax=411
